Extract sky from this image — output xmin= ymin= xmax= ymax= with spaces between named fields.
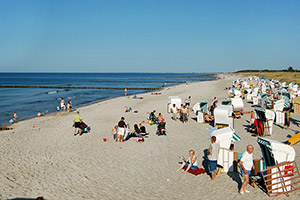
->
xmin=0 ymin=0 xmax=300 ymax=73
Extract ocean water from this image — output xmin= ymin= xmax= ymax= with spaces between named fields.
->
xmin=0 ymin=73 xmax=216 ymax=125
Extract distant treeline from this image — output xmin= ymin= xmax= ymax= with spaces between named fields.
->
xmin=235 ymin=66 xmax=299 ymax=73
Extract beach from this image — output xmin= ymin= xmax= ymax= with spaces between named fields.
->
xmin=1 ymin=74 xmax=300 ymax=200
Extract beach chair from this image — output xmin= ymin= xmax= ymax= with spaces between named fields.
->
xmin=250 ymin=159 xmax=266 ymax=188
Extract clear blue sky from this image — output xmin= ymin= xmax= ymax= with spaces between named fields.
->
xmin=0 ymin=0 xmax=299 ymax=73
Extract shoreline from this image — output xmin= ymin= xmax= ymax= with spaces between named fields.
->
xmin=0 ymin=76 xmax=218 ymax=129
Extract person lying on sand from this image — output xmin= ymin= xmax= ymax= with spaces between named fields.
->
xmin=151 ymin=92 xmax=161 ymax=95
xmin=132 ymin=94 xmax=143 ymax=99
xmin=177 ymin=150 xmax=198 ymax=173
xmin=125 ymin=106 xmax=138 ymax=113
xmin=139 ymin=123 xmax=147 ymax=134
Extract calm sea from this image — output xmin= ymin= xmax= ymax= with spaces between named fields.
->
xmin=0 ymin=73 xmax=216 ymax=125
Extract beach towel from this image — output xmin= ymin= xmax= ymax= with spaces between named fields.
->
xmin=204 ymin=127 xmax=218 ymax=132
xmin=182 ymin=167 xmax=206 ymax=175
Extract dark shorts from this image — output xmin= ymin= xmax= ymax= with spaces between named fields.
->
xmin=285 ymin=120 xmax=290 ymax=126
xmin=186 ymin=102 xmax=190 ymax=106
xmin=209 ymin=160 xmax=217 ymax=173
xmin=75 ymin=122 xmax=81 ymax=128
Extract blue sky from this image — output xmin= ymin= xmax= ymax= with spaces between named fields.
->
xmin=0 ymin=0 xmax=299 ymax=72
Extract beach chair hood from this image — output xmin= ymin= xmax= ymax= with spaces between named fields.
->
xmin=211 ymin=127 xmax=241 ymax=149
xmin=257 ymin=137 xmax=295 ymax=166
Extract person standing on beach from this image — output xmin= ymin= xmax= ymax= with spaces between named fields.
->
xmin=239 ymin=145 xmax=254 ymax=195
xmin=181 ymin=105 xmax=189 ymax=123
xmin=73 ymin=111 xmax=82 ymax=136
xmin=185 ymin=96 xmax=191 ymax=108
xmin=61 ymin=98 xmax=66 ymax=111
xmin=13 ymin=112 xmax=17 ymax=121
xmin=67 ymin=101 xmax=73 ymax=112
xmin=171 ymin=104 xmax=178 ymax=121
xmin=208 ymin=136 xmax=219 ymax=180
xmin=118 ymin=117 xmax=128 ymax=142
xmin=284 ymin=107 xmax=290 ymax=130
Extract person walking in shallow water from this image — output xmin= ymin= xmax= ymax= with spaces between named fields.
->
xmin=61 ymin=98 xmax=66 ymax=111
xmin=13 ymin=112 xmax=17 ymax=121
xmin=124 ymin=88 xmax=127 ymax=96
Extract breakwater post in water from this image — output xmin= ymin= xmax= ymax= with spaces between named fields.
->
xmin=88 ymin=80 xmax=186 ymax=83
xmin=0 ymin=85 xmax=161 ymax=90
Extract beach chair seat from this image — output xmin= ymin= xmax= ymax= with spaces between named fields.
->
xmin=249 ymin=159 xmax=266 ymax=188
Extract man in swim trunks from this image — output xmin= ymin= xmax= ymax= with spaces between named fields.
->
xmin=73 ymin=111 xmax=82 ymax=136
xmin=61 ymin=98 xmax=66 ymax=111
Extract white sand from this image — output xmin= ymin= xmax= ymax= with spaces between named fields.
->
xmin=1 ymin=75 xmax=300 ymax=200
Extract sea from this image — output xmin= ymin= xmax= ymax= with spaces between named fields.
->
xmin=0 ymin=73 xmax=216 ymax=125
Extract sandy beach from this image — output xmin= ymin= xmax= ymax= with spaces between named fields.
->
xmin=1 ymin=75 xmax=300 ymax=200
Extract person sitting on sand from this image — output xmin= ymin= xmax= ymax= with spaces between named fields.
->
xmin=130 ymin=124 xmax=141 ymax=137
xmin=149 ymin=110 xmax=158 ymax=124
xmin=177 ymin=150 xmax=198 ymax=173
xmin=111 ymin=125 xmax=118 ymax=142
xmin=43 ymin=110 xmax=48 ymax=115
xmin=73 ymin=111 xmax=82 ymax=136
xmin=125 ymin=106 xmax=138 ymax=113
xmin=139 ymin=123 xmax=147 ymax=134
xmin=201 ymin=109 xmax=214 ymax=122
xmin=37 ymin=111 xmax=42 ymax=117
xmin=158 ymin=113 xmax=165 ymax=123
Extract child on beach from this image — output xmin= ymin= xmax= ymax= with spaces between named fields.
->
xmin=9 ymin=118 xmax=14 ymax=124
xmin=111 ymin=125 xmax=118 ymax=142
xmin=177 ymin=150 xmax=198 ymax=173
xmin=13 ymin=112 xmax=17 ymax=121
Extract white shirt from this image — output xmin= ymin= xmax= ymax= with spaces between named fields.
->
xmin=208 ymin=142 xmax=219 ymax=161
xmin=240 ymin=151 xmax=253 ymax=170
xmin=171 ymin=107 xmax=177 ymax=113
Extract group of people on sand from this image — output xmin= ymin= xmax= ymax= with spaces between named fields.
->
xmin=59 ymin=98 xmax=72 ymax=112
xmin=112 ymin=117 xmax=147 ymax=142
xmin=178 ymin=136 xmax=255 ymax=195
xmin=170 ymin=104 xmax=190 ymax=123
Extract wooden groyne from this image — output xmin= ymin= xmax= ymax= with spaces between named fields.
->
xmin=0 ymin=85 xmax=161 ymax=90
xmin=88 ymin=80 xmax=186 ymax=83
